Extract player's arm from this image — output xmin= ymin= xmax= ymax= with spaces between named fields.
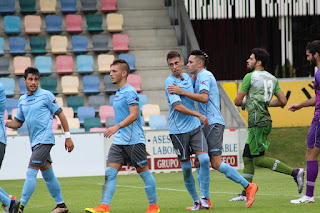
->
xmin=269 ymin=91 xmax=287 ymax=107
xmin=288 ymin=96 xmax=316 ymax=112
xmin=5 ymin=119 xmax=23 ymax=129
xmin=167 ymin=83 xmax=209 ymax=103
xmin=56 ymin=111 xmax=74 ymax=152
xmin=173 ymin=103 xmax=208 ymax=127
xmin=234 ymin=91 xmax=247 ymax=106
xmin=104 ymin=105 xmax=139 ymax=138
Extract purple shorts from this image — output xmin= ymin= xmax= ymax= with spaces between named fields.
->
xmin=307 ymin=118 xmax=320 ymax=148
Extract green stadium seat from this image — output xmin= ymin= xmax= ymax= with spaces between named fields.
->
xmin=86 ymin=14 xmax=103 ymax=32
xmin=40 ymin=77 xmax=57 ymax=94
xmin=19 ymin=0 xmax=36 ymax=13
xmin=83 ymin=117 xmax=101 ymax=132
xmin=30 ymin=36 xmax=47 ymax=54
xmin=67 ymin=96 xmax=84 ymax=114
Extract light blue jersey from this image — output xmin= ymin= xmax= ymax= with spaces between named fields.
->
xmin=112 ymin=84 xmax=145 ymax=145
xmin=165 ymin=73 xmax=200 ymax=134
xmin=0 ymin=83 xmax=6 ymax=145
xmin=195 ymin=69 xmax=225 ymax=126
xmin=15 ymin=88 xmax=61 ymax=147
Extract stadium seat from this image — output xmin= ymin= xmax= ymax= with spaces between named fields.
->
xmin=113 ymin=34 xmax=129 ymax=52
xmin=138 ymin=94 xmax=148 ymax=111
xmin=83 ymin=117 xmax=101 ymax=132
xmin=105 ymin=116 xmax=116 ymax=128
xmin=35 ymin=56 xmax=52 ymax=75
xmin=92 ymin=35 xmax=109 ymax=53
xmin=19 ymin=0 xmax=36 ymax=13
xmin=86 ymin=14 xmax=103 ymax=32
xmin=103 ymin=75 xmax=117 ymax=93
xmin=101 ymin=0 xmax=118 ymax=12
xmin=98 ymin=54 xmax=114 ymax=73
xmin=118 ymin=53 xmax=135 ymax=72
xmin=70 ymin=128 xmax=85 ymax=133
xmin=39 ymin=0 xmax=56 ymax=13
xmin=46 ymin=15 xmax=63 ymax=34
xmin=4 ymin=110 xmax=8 ymax=120
xmin=18 ymin=123 xmax=28 ymax=135
xmin=67 ymin=96 xmax=84 ymax=113
xmin=76 ymin=55 xmax=94 ymax=74
xmin=88 ymin=95 xmax=106 ymax=112
xmin=106 ymin=13 xmax=124 ymax=32
xmin=30 ymin=36 xmax=47 ymax=54
xmin=24 ymin=15 xmax=41 ymax=34
xmin=83 ymin=75 xmax=100 ymax=94
xmin=61 ymin=76 xmax=79 ymax=95
xmin=5 ymin=98 xmax=19 ymax=116
xmin=66 ymin=14 xmax=83 ymax=33
xmin=80 ymin=0 xmax=97 ymax=13
xmin=68 ymin=118 xmax=81 ymax=130
xmin=40 ymin=77 xmax=57 ymax=94
xmin=109 ymin=95 xmax=115 ymax=106
xmin=11 ymin=108 xmax=18 ymax=120
xmin=0 ymin=58 xmax=10 ymax=75
xmin=71 ymin=35 xmax=88 ymax=53
xmin=4 ymin=16 xmax=21 ymax=34
xmin=60 ymin=0 xmax=77 ymax=13
xmin=50 ymin=36 xmax=68 ymax=54
xmin=52 ymin=118 xmax=60 ymax=133
xmin=77 ymin=106 xmax=95 ymax=124
xmin=127 ymin=74 xmax=142 ymax=93
xmin=55 ymin=96 xmax=64 ymax=107
xmin=56 ymin=55 xmax=74 ymax=74
xmin=149 ymin=115 xmax=168 ymax=130
xmin=142 ymin=104 xmax=160 ymax=123
xmin=61 ymin=107 xmax=74 ymax=118
xmin=19 ymin=77 xmax=27 ymax=94
xmin=0 ymin=78 xmax=15 ymax=97
xmin=90 ymin=127 xmax=107 ymax=132
xmin=0 ymin=38 xmax=4 ymax=55
xmin=14 ymin=56 xmax=31 ymax=75
xmin=99 ymin=105 xmax=114 ymax=124
xmin=140 ymin=116 xmax=145 ymax=127
xmin=0 ymin=0 xmax=15 ymax=14
xmin=9 ymin=37 xmax=25 ymax=55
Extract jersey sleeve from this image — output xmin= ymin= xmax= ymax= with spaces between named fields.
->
xmin=198 ymin=73 xmax=210 ymax=94
xmin=126 ymin=91 xmax=139 ymax=107
xmin=274 ymin=81 xmax=282 ymax=93
xmin=240 ymin=73 xmax=252 ymax=93
xmin=165 ymin=79 xmax=182 ymax=107
xmin=45 ymin=92 xmax=61 ymax=115
xmin=15 ymin=100 xmax=25 ymax=123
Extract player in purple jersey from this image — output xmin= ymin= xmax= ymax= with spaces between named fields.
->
xmin=289 ymin=40 xmax=320 ymax=203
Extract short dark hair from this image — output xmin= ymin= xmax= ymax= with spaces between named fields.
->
xmin=110 ymin=59 xmax=130 ymax=75
xmin=306 ymin=40 xmax=320 ymax=56
xmin=24 ymin=67 xmax=40 ymax=79
xmin=251 ymin=48 xmax=270 ymax=67
xmin=166 ymin=51 xmax=181 ymax=61
xmin=190 ymin=50 xmax=209 ymax=68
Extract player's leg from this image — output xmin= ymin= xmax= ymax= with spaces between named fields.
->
xmin=170 ymin=133 xmax=200 ymax=210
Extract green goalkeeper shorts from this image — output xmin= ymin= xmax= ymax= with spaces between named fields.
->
xmin=246 ymin=126 xmax=272 ymax=155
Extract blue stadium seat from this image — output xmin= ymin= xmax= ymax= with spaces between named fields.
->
xmin=4 ymin=16 xmax=21 ymax=34
xmin=77 ymin=106 xmax=95 ymax=124
xmin=92 ymin=35 xmax=109 ymax=52
xmin=0 ymin=78 xmax=15 ymax=97
xmin=118 ymin=53 xmax=135 ymax=72
xmin=88 ymin=95 xmax=106 ymax=112
xmin=19 ymin=77 xmax=27 ymax=95
xmin=5 ymin=98 xmax=19 ymax=116
xmin=138 ymin=94 xmax=148 ymax=111
xmin=80 ymin=0 xmax=97 ymax=13
xmin=0 ymin=0 xmax=15 ymax=14
xmin=0 ymin=38 xmax=4 ymax=55
xmin=9 ymin=37 xmax=26 ymax=55
xmin=109 ymin=95 xmax=115 ymax=106
xmin=46 ymin=15 xmax=63 ymax=34
xmin=35 ymin=56 xmax=52 ymax=75
xmin=0 ymin=58 xmax=10 ymax=75
xmin=60 ymin=0 xmax=77 ymax=13
xmin=71 ymin=35 xmax=88 ymax=53
xmin=77 ymin=55 xmax=93 ymax=74
xmin=149 ymin=115 xmax=168 ymax=130
xmin=83 ymin=75 xmax=100 ymax=95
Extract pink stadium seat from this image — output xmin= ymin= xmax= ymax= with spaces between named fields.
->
xmin=101 ymin=0 xmax=118 ymax=12
xmin=99 ymin=105 xmax=114 ymax=124
xmin=112 ymin=34 xmax=129 ymax=52
xmin=56 ymin=56 xmax=74 ymax=74
xmin=4 ymin=109 xmax=8 ymax=120
xmin=66 ymin=14 xmax=83 ymax=33
xmin=24 ymin=15 xmax=41 ymax=34
xmin=90 ymin=127 xmax=107 ymax=132
xmin=127 ymin=74 xmax=142 ymax=93
xmin=14 ymin=56 xmax=31 ymax=75
xmin=52 ymin=118 xmax=58 ymax=130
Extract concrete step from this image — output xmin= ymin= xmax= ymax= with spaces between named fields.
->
xmin=138 ymin=69 xmax=169 ymax=91
xmin=142 ymin=90 xmax=169 ymax=111
xmin=118 ymin=0 xmax=165 ymax=9
xmin=126 ymin=28 xmax=176 ymax=37
xmin=129 ymin=35 xmax=178 ymax=48
xmin=122 ymin=10 xmax=171 ymax=28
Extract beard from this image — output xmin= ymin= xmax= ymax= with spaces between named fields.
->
xmin=247 ymin=62 xmax=256 ymax=72
xmin=310 ymin=57 xmax=317 ymax=67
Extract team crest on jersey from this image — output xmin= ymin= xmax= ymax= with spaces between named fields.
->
xmin=133 ymin=97 xmax=139 ymax=101
xmin=52 ymin=99 xmax=56 ymax=104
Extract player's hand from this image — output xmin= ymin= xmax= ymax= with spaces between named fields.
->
xmin=65 ymin=138 xmax=74 ymax=152
xmin=104 ymin=124 xmax=120 ymax=138
xmin=288 ymin=104 xmax=302 ymax=112
xmin=198 ymin=114 xmax=209 ymax=127
xmin=167 ymin=83 xmax=183 ymax=95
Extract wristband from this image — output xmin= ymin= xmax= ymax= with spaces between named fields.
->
xmin=65 ymin=131 xmax=71 ymax=139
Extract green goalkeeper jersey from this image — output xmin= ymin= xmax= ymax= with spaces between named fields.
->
xmin=240 ymin=70 xmax=281 ymax=128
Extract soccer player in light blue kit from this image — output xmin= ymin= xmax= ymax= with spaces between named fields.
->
xmin=0 ymin=82 xmax=19 ymax=213
xmin=6 ymin=67 xmax=74 ymax=213
xmin=167 ymin=50 xmax=258 ymax=208
xmin=85 ymin=59 xmax=159 ymax=213
xmin=165 ymin=51 xmax=210 ymax=210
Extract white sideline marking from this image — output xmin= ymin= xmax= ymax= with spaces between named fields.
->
xmin=98 ymin=183 xmax=320 ymax=198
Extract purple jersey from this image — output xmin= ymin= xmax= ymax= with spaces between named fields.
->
xmin=314 ymin=68 xmax=320 ymax=118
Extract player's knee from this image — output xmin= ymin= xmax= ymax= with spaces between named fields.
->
xmin=105 ymin=166 xmax=118 ymax=180
xmin=253 ymin=157 xmax=263 ymax=167
xmin=26 ymin=168 xmax=38 ymax=178
xmin=198 ymin=153 xmax=210 ymax=166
